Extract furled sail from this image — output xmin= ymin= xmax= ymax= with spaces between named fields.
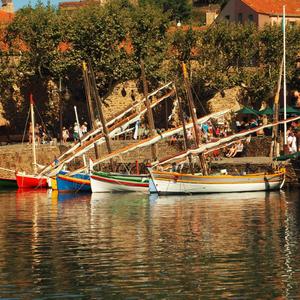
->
xmin=40 ymin=82 xmax=174 ymax=176
xmin=69 ymin=109 xmax=230 ymax=175
xmin=153 ymin=114 xmax=300 ymax=167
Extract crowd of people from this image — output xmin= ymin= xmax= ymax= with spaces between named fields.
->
xmin=26 ymin=109 xmax=300 ymax=158
xmin=28 ymin=121 xmax=89 ymax=145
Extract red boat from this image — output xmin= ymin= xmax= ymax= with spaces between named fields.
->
xmin=16 ymin=173 xmax=48 ymax=189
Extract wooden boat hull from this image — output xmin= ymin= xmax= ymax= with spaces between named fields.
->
xmin=56 ymin=173 xmax=91 ymax=192
xmin=90 ymin=171 xmax=149 ymax=193
xmin=150 ymin=170 xmax=285 ymax=195
xmin=0 ymin=177 xmax=18 ymax=188
xmin=16 ymin=173 xmax=48 ymax=189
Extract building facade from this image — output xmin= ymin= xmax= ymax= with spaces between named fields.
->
xmin=216 ymin=0 xmax=300 ymax=28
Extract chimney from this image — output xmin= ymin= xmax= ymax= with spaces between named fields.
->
xmin=1 ymin=0 xmax=14 ymax=13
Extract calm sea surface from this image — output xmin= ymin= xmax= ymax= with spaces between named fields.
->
xmin=0 ymin=189 xmax=300 ymax=299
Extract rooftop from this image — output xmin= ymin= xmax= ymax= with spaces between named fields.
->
xmin=0 ymin=10 xmax=14 ymax=24
xmin=242 ymin=0 xmax=300 ymax=16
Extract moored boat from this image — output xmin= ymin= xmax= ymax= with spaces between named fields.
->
xmin=56 ymin=172 xmax=91 ymax=192
xmin=0 ymin=177 xmax=18 ymax=189
xmin=16 ymin=94 xmax=48 ymax=189
xmin=90 ymin=171 xmax=149 ymax=193
xmin=149 ymin=169 xmax=285 ymax=195
xmin=16 ymin=173 xmax=48 ymax=189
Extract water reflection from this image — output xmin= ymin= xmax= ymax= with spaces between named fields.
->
xmin=0 ymin=189 xmax=299 ymax=299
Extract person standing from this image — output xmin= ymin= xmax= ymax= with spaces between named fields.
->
xmin=288 ymin=132 xmax=297 ymax=154
xmin=62 ymin=127 xmax=69 ymax=144
xmin=81 ymin=122 xmax=88 ymax=136
xmin=73 ymin=122 xmax=79 ymax=141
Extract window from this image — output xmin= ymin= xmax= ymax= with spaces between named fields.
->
xmin=225 ymin=15 xmax=230 ymax=20
xmin=238 ymin=13 xmax=243 ymax=23
xmin=289 ymin=21 xmax=296 ymax=27
xmin=248 ymin=14 xmax=254 ymax=22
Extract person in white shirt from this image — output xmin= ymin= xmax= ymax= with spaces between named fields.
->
xmin=287 ymin=132 xmax=297 ymax=154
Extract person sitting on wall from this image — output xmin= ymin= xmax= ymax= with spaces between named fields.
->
xmin=226 ymin=143 xmax=237 ymax=157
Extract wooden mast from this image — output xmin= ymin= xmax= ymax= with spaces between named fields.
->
xmin=140 ymin=59 xmax=157 ymax=161
xmin=82 ymin=61 xmax=96 ymax=129
xmin=182 ymin=62 xmax=208 ymax=175
xmin=82 ymin=61 xmax=99 ymax=159
xmin=30 ymin=93 xmax=37 ymax=174
xmin=175 ymin=82 xmax=194 ymax=173
xmin=88 ymin=62 xmax=112 ymax=155
xmin=270 ymin=57 xmax=284 ymax=158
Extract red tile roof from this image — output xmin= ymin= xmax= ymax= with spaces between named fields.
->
xmin=243 ymin=0 xmax=300 ymax=16
xmin=0 ymin=11 xmax=14 ymax=24
xmin=59 ymin=1 xmax=86 ymax=8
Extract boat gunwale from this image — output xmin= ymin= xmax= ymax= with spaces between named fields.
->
xmin=91 ymin=174 xmax=149 ymax=187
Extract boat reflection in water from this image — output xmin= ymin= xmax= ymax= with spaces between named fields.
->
xmin=0 ymin=189 xmax=300 ymax=299
xmin=149 ymin=190 xmax=278 ymax=204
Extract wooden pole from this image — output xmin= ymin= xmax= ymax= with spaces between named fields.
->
xmin=88 ymin=62 xmax=112 ymax=155
xmin=87 ymin=61 xmax=114 ymax=170
xmin=82 ymin=61 xmax=96 ymax=129
xmin=182 ymin=62 xmax=208 ymax=175
xmin=140 ymin=59 xmax=157 ymax=161
xmin=175 ymin=83 xmax=194 ymax=173
xmin=30 ymin=94 xmax=37 ymax=174
xmin=82 ymin=61 xmax=99 ymax=159
xmin=270 ymin=57 xmax=284 ymax=158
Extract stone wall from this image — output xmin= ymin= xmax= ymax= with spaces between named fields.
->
xmin=103 ymin=81 xmax=142 ymax=120
xmin=0 ymin=136 xmax=285 ymax=179
xmin=0 ymin=144 xmax=60 ymax=178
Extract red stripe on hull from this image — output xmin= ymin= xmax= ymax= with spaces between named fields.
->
xmin=91 ymin=175 xmax=148 ymax=188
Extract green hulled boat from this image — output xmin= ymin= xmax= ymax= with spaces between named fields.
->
xmin=0 ymin=177 xmax=18 ymax=189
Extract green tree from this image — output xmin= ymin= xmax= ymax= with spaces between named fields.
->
xmin=67 ymin=0 xmax=135 ymax=98
xmin=7 ymin=3 xmax=68 ymax=79
xmin=139 ymin=0 xmax=191 ymax=21
xmin=129 ymin=2 xmax=170 ymax=83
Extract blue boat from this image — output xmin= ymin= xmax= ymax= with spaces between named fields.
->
xmin=56 ymin=172 xmax=91 ymax=192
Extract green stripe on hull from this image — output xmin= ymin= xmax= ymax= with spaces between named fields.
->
xmin=93 ymin=171 xmax=149 ymax=184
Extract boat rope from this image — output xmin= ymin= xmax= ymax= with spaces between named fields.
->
xmin=0 ymin=167 xmax=16 ymax=173
xmin=22 ymin=108 xmax=31 ymax=145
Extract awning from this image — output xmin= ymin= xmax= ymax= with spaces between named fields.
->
xmin=258 ymin=107 xmax=274 ymax=115
xmin=279 ymin=106 xmax=300 ymax=115
xmin=236 ymin=106 xmax=259 ymax=115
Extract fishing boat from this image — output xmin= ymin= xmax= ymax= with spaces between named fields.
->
xmin=0 ymin=176 xmax=17 ymax=188
xmin=16 ymin=172 xmax=48 ymax=189
xmin=56 ymin=172 xmax=91 ymax=192
xmin=90 ymin=171 xmax=149 ymax=193
xmin=16 ymin=94 xmax=48 ymax=189
xmin=148 ymin=62 xmax=288 ymax=195
xmin=149 ymin=169 xmax=285 ymax=195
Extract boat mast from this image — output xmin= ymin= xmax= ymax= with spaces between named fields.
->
xmin=30 ymin=93 xmax=37 ymax=174
xmin=82 ymin=61 xmax=99 ymax=159
xmin=283 ymin=5 xmax=287 ymax=147
xmin=182 ymin=62 xmax=208 ymax=175
xmin=88 ymin=62 xmax=113 ymax=155
xmin=140 ymin=60 xmax=157 ymax=161
xmin=270 ymin=58 xmax=284 ymax=158
xmin=82 ymin=61 xmax=96 ymax=130
xmin=175 ymin=82 xmax=194 ymax=173
xmin=74 ymin=105 xmax=87 ymax=167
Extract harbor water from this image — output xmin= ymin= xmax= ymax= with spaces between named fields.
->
xmin=0 ymin=189 xmax=300 ymax=299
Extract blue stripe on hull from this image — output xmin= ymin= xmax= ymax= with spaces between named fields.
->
xmin=56 ymin=173 xmax=91 ymax=192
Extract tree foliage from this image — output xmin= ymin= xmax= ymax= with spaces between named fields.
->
xmin=139 ymin=0 xmax=191 ymax=21
xmin=2 ymin=2 xmax=300 ymax=132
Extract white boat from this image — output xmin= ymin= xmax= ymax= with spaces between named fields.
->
xmin=90 ymin=171 xmax=149 ymax=193
xmin=149 ymin=169 xmax=285 ymax=195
